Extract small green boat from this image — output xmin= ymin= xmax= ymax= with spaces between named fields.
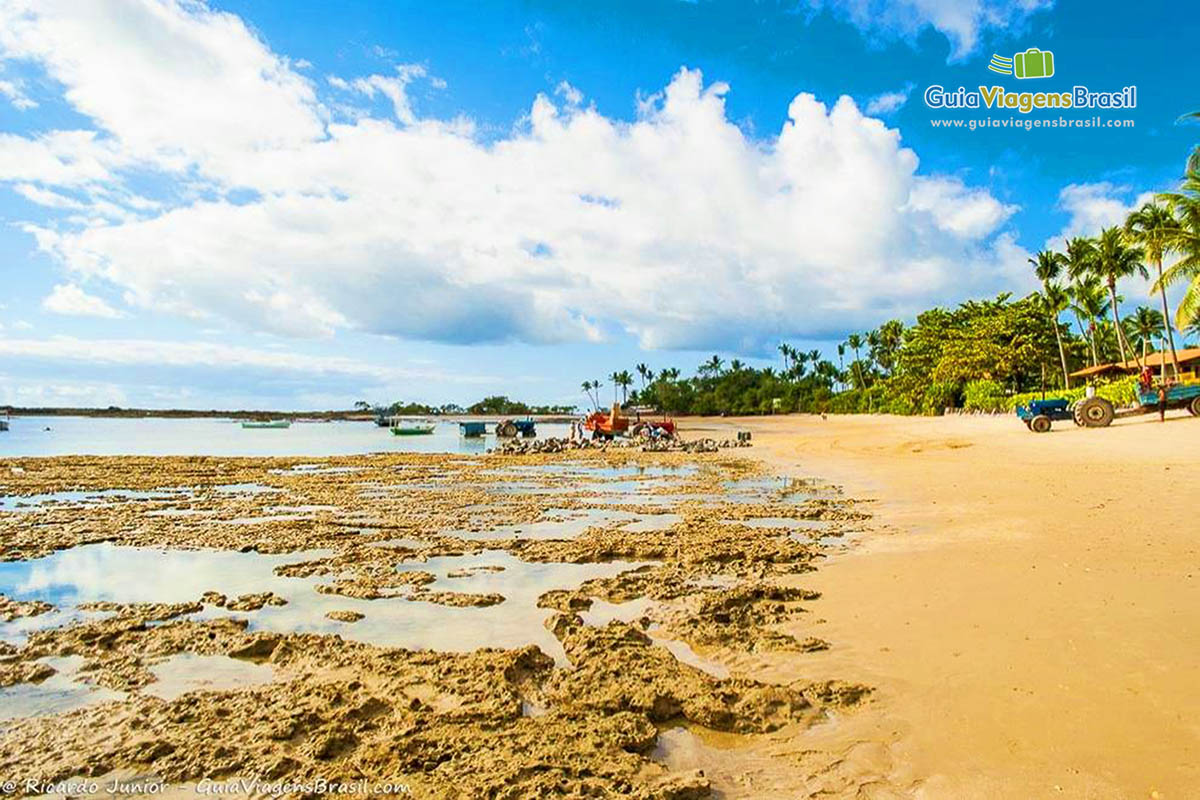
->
xmin=241 ymin=420 xmax=292 ymax=429
xmin=390 ymin=418 xmax=436 ymax=436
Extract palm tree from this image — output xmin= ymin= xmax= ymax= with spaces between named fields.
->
xmin=1041 ymin=283 xmax=1073 ymax=386
xmin=1184 ymin=317 xmax=1200 ymax=346
xmin=792 ymin=350 xmax=808 ymax=378
xmin=636 ymin=363 xmax=652 ymax=391
xmin=846 ymin=333 xmax=864 ymax=389
xmin=1125 ymin=305 xmax=1165 ymax=360
xmin=702 ymin=355 xmax=723 ymax=377
xmin=1030 ymin=249 xmax=1071 ymax=387
xmin=1156 ymin=167 xmax=1200 ymax=333
xmin=1068 ymin=275 xmax=1108 ymax=366
xmin=871 ymin=323 xmax=902 ymax=376
xmin=1092 ymin=226 xmax=1147 ymax=370
xmin=1183 ymin=112 xmax=1200 ymax=174
xmin=608 ymin=372 xmax=624 ymax=405
xmin=660 ymin=367 xmax=681 ymax=382
xmin=777 ymin=343 xmax=792 ymax=373
xmin=729 ymin=358 xmax=744 ymax=372
xmin=613 ymin=370 xmax=634 ymax=405
xmin=1125 ymin=201 xmax=1182 ymax=378
xmin=835 ymin=343 xmax=845 ymax=389
xmin=580 ymin=381 xmax=596 ymax=411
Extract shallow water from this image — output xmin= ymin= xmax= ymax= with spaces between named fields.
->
xmin=0 ymin=544 xmax=643 ymax=663
xmin=0 ymin=656 xmax=124 ymax=722
xmin=144 ymin=654 xmax=275 ymax=700
xmin=446 ymin=508 xmax=641 ymax=540
xmin=0 ymin=416 xmax=571 ymax=457
xmin=0 ymin=488 xmax=189 ymax=512
xmin=580 ymin=598 xmax=729 ymax=678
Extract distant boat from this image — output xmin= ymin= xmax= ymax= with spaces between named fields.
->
xmin=459 ymin=421 xmax=487 ymax=437
xmin=241 ymin=420 xmax=292 ymax=429
xmin=390 ymin=418 xmax=436 ymax=436
xmin=0 ymin=420 xmax=8 ymax=432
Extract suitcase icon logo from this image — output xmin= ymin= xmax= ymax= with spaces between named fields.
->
xmin=988 ymin=48 xmax=1055 ymax=79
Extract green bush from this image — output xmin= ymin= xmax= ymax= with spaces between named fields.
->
xmin=920 ymin=382 xmax=960 ymax=415
xmin=1003 ymin=377 xmax=1137 ymax=412
xmin=963 ymin=379 xmax=1006 ymax=412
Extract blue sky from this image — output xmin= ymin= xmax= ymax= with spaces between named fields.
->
xmin=0 ymin=0 xmax=1197 ymax=410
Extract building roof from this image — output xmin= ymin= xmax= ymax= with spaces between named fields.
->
xmin=1068 ymin=347 xmax=1200 ymax=378
xmin=1069 ymin=363 xmax=1130 ymax=378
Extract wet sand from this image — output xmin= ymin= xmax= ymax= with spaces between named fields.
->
xmin=0 ymin=448 xmax=866 ymax=798
xmin=699 ymin=411 xmax=1200 ymax=798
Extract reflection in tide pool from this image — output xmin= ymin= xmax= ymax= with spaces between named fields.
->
xmin=448 ymin=508 xmax=639 ymax=540
xmin=0 ymin=544 xmax=643 ymax=663
xmin=144 ymin=654 xmax=275 ymax=700
xmin=580 ymin=597 xmax=729 ymax=678
xmin=0 ymin=656 xmax=124 ymax=722
xmin=0 ymin=488 xmax=189 ymax=512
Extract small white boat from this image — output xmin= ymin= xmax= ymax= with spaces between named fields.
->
xmin=390 ymin=418 xmax=436 ymax=436
xmin=241 ymin=419 xmax=292 ymax=429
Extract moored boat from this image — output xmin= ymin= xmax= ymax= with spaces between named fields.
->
xmin=241 ymin=420 xmax=292 ymax=429
xmin=390 ymin=418 xmax=436 ymax=436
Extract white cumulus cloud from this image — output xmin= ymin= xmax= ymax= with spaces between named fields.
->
xmin=865 ymin=84 xmax=914 ymax=115
xmin=42 ymin=283 xmax=125 ymax=318
xmin=1 ymin=0 xmax=1031 ymax=355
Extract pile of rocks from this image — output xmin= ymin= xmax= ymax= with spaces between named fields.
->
xmin=493 ymin=435 xmax=752 ymax=455
xmin=641 ymin=436 xmax=751 ymax=453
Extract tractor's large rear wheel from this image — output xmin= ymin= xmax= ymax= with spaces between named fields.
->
xmin=1030 ymin=414 xmax=1052 ymax=433
xmin=1077 ymin=396 xmax=1115 ymax=428
xmin=496 ymin=421 xmax=517 ymax=437
xmin=1189 ymin=396 xmax=1200 ymax=417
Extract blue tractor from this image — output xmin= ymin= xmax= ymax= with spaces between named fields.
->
xmin=1018 ymin=383 xmax=1200 ymax=433
xmin=1016 ymin=397 xmax=1078 ymax=433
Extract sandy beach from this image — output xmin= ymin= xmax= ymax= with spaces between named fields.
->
xmin=702 ymin=410 xmax=1200 ymax=798
xmin=1 ymin=412 xmax=1197 ymax=798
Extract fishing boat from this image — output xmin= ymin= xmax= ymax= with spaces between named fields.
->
xmin=241 ymin=420 xmax=292 ymax=429
xmin=0 ymin=420 xmax=8 ymax=432
xmin=390 ymin=418 xmax=436 ymax=436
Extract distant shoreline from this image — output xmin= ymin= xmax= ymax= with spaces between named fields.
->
xmin=0 ymin=407 xmax=580 ymax=423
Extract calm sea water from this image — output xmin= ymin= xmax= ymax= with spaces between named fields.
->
xmin=0 ymin=416 xmax=571 ymax=457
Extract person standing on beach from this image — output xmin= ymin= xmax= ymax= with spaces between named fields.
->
xmin=1158 ymin=383 xmax=1169 ymax=422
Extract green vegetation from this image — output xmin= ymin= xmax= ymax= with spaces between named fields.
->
xmin=466 ymin=396 xmax=575 ymax=416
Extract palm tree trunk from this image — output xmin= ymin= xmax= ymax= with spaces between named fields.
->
xmin=1052 ymin=319 xmax=1070 ymax=389
xmin=1086 ymin=321 xmax=1099 ymax=366
xmin=1071 ymin=312 xmax=1093 ymax=364
xmin=1109 ymin=283 xmax=1143 ymax=372
xmin=1155 ymin=257 xmax=1181 ymax=380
